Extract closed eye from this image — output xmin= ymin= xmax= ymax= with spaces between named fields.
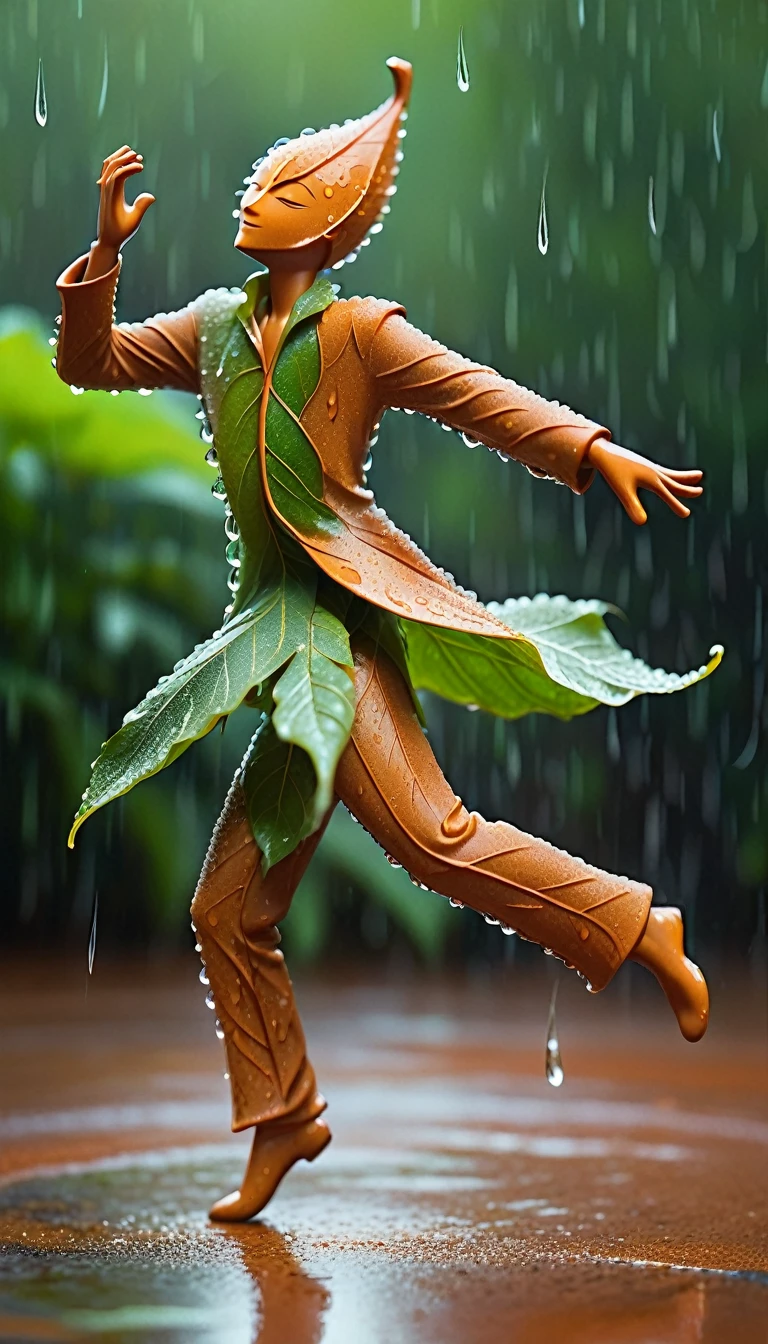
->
xmin=276 ymin=195 xmax=308 ymax=209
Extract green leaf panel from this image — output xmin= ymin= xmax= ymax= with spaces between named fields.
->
xmin=68 ymin=562 xmax=318 ymax=846
xmin=272 ymin=605 xmax=356 ymax=828
xmin=242 ymin=718 xmax=319 ymax=872
xmin=402 ymin=593 xmax=723 ymax=721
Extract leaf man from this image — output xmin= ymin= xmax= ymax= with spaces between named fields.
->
xmin=56 ymin=59 xmax=716 ymax=1221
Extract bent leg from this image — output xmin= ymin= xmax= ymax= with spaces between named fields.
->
xmin=335 ymin=637 xmax=651 ymax=992
xmin=191 ymin=774 xmax=330 ymax=1131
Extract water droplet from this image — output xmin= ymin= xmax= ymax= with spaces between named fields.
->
xmin=34 ymin=59 xmax=47 ymax=126
xmin=204 ymin=446 xmax=218 ymax=467
xmin=386 ymin=854 xmax=402 ymax=868
xmin=87 ymin=891 xmax=98 ymax=974
xmin=211 ymin=477 xmax=227 ymax=500
xmin=205 ymin=989 xmax=216 ymax=1010
xmin=647 ymin=175 xmax=657 ymax=236
xmin=545 ymin=980 xmax=564 ymax=1087
xmin=215 ymin=1019 xmax=225 ymax=1040
xmin=199 ymin=966 xmax=209 ymax=985
xmin=97 ymin=39 xmax=109 ymax=119
xmin=537 ymin=169 xmax=549 ymax=255
xmin=456 ymin=26 xmax=470 ymax=92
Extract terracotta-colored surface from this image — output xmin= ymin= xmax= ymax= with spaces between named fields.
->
xmin=0 ymin=956 xmax=766 ymax=1341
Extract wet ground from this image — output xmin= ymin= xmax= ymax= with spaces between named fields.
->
xmin=0 ymin=956 xmax=766 ymax=1343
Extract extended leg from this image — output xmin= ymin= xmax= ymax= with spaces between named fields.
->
xmin=335 ymin=637 xmax=708 ymax=1037
xmin=191 ymin=775 xmax=332 ymax=1220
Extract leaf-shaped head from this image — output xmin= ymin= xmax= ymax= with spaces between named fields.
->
xmin=235 ymin=58 xmax=412 ymax=270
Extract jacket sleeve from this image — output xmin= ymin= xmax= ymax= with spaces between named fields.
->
xmin=55 ymin=253 xmax=200 ymax=394
xmin=367 ymin=309 xmax=608 ymax=494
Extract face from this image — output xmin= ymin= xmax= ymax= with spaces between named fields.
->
xmin=235 ymin=170 xmax=332 ymax=260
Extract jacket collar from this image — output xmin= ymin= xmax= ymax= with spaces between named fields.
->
xmin=237 ymin=269 xmax=338 ymax=368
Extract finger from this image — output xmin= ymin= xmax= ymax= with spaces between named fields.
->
xmin=131 ymin=192 xmax=156 ymax=219
xmin=98 ymin=149 xmax=142 ymax=186
xmin=112 ymin=161 xmax=146 ymax=186
xmin=101 ymin=145 xmax=131 ymax=170
xmin=649 ymin=480 xmax=691 ymax=518
xmin=615 ymin=484 xmax=647 ymax=525
xmin=661 ymin=468 xmax=704 ymax=483
xmin=658 ymin=477 xmax=703 ymax=498
xmin=103 ymin=149 xmax=143 ymax=178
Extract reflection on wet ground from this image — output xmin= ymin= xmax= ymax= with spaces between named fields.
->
xmin=0 ymin=958 xmax=766 ymax=1342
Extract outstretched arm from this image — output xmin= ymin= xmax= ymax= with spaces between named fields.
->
xmin=368 ymin=311 xmax=702 ymax=524
xmin=56 ymin=146 xmax=199 ymax=395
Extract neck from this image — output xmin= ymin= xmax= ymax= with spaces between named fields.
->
xmin=268 ymin=265 xmax=318 ymax=324
xmin=260 ymin=264 xmax=318 ymax=366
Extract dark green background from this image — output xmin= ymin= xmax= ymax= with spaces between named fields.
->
xmin=1 ymin=0 xmax=766 ymax=977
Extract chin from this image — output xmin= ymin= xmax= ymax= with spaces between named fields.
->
xmin=235 ymin=227 xmax=260 ymax=255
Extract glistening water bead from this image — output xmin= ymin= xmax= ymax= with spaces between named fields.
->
xmin=456 ymin=27 xmax=470 ymax=93
xmin=537 ymin=170 xmax=549 ymax=256
xmin=34 ymin=58 xmax=47 ymax=127
xmin=87 ymin=892 xmax=98 ymax=975
xmin=545 ymin=984 xmax=564 ymax=1088
xmin=648 ymin=176 xmax=657 ymax=236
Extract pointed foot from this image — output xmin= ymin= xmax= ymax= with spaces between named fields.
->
xmin=630 ymin=906 xmax=709 ymax=1042
xmin=209 ymin=1118 xmax=331 ymax=1222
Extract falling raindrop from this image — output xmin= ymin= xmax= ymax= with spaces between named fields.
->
xmin=537 ymin=169 xmax=549 ymax=256
xmin=578 ymin=0 xmax=585 ymax=27
xmin=456 ymin=27 xmax=470 ymax=93
xmin=97 ymin=39 xmax=109 ymax=120
xmin=545 ymin=979 xmax=564 ymax=1087
xmin=712 ymin=108 xmax=721 ymax=163
xmin=87 ymin=891 xmax=98 ymax=975
xmin=647 ymin=175 xmax=657 ymax=236
xmin=34 ymin=58 xmax=47 ymax=127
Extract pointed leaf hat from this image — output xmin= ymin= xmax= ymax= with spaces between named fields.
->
xmin=247 ymin=57 xmax=412 ymax=268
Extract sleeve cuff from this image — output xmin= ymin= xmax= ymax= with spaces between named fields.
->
xmin=56 ymin=252 xmax=121 ymax=291
xmin=523 ymin=423 xmax=607 ymax=494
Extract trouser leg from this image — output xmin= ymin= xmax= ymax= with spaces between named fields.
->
xmin=334 ymin=637 xmax=652 ymax=991
xmin=191 ymin=774 xmax=331 ymax=1132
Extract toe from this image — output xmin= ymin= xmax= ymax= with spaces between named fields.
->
xmin=209 ymin=1190 xmax=248 ymax=1222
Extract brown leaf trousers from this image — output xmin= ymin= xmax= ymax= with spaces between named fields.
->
xmin=191 ymin=637 xmax=651 ymax=1132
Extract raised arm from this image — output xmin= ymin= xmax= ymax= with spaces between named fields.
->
xmin=56 ymin=146 xmax=199 ymax=395
xmin=368 ymin=311 xmax=702 ymax=524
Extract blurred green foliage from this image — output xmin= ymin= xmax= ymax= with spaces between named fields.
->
xmin=1 ymin=0 xmax=766 ymax=968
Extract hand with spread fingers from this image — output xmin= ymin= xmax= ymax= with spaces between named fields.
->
xmin=586 ymin=437 xmax=704 ymax=525
xmin=83 ymin=145 xmax=155 ymax=281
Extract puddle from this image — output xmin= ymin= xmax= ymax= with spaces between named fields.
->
xmin=1 ymin=1146 xmax=767 ymax=1343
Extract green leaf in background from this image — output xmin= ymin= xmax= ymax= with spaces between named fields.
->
xmin=68 ymin=562 xmax=317 ymax=847
xmin=403 ymin=593 xmax=723 ymax=720
xmin=0 ymin=312 xmax=205 ymax=479
xmin=242 ymin=717 xmax=318 ymax=872
xmin=272 ymin=605 xmax=356 ymax=828
xmin=309 ymin=809 xmax=453 ymax=963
